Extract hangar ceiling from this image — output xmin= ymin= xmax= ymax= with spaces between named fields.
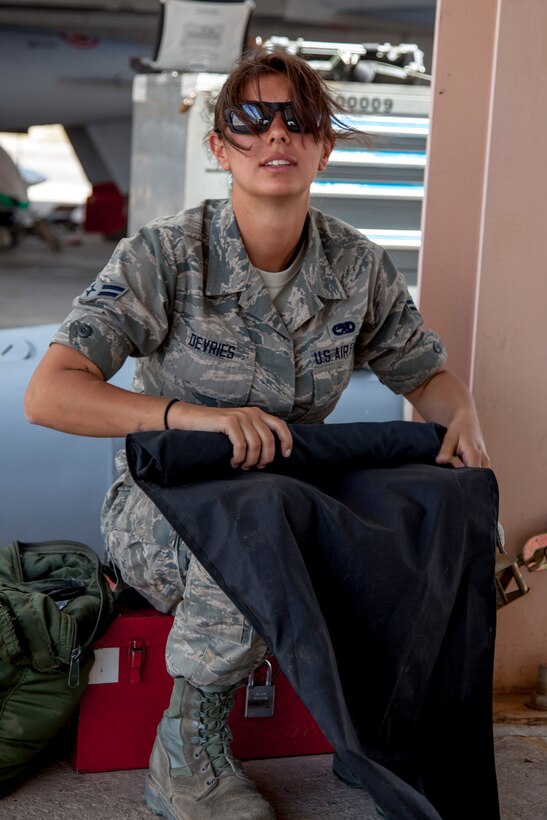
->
xmin=0 ymin=1 xmax=437 ymax=43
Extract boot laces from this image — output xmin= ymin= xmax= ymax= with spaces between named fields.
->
xmin=194 ymin=688 xmax=238 ymax=778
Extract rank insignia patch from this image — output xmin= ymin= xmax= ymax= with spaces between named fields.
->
xmin=80 ymin=281 xmax=128 ymax=302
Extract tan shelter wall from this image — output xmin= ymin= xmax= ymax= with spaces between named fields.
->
xmin=419 ymin=0 xmax=547 ymax=690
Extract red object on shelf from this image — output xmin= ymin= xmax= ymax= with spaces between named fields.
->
xmin=71 ymin=608 xmax=332 ymax=773
xmin=84 ymin=181 xmax=126 ymax=234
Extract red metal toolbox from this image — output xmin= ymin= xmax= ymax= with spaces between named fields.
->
xmin=71 ymin=608 xmax=332 ymax=773
xmin=71 ymin=608 xmax=173 ymax=773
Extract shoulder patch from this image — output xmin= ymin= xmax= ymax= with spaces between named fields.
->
xmin=80 ymin=280 xmax=128 ymax=302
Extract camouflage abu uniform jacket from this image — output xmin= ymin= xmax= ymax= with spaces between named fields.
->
xmin=53 ymin=198 xmax=446 ymax=426
xmin=52 ymin=198 xmax=448 ymax=619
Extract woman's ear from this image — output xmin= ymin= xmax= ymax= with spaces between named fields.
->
xmin=209 ymin=132 xmax=231 ymax=171
xmin=317 ymin=138 xmax=334 ymax=173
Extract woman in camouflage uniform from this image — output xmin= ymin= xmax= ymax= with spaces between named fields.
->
xmin=25 ymin=48 xmax=490 ymax=820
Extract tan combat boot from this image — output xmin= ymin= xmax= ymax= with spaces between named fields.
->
xmin=144 ymin=677 xmax=275 ymax=820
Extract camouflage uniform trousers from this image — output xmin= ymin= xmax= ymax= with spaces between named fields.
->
xmin=101 ymin=454 xmax=267 ymax=688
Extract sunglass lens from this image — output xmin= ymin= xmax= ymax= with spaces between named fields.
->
xmin=226 ymin=104 xmax=269 ymax=133
xmin=241 ymin=103 xmax=271 ymax=132
xmin=282 ymin=104 xmax=301 ymax=132
xmin=226 ymin=109 xmax=251 ymax=134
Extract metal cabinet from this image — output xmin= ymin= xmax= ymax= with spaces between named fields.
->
xmin=129 ymin=73 xmax=229 ymax=235
xmin=311 ymin=81 xmax=430 ymax=293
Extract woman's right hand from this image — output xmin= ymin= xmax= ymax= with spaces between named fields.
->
xmin=167 ymin=403 xmax=293 ymax=469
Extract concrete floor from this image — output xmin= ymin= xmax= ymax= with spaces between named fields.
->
xmin=1 ymin=229 xmax=547 ymax=819
xmin=0 ymin=231 xmax=117 ymax=329
xmin=1 ymin=727 xmax=546 ymax=820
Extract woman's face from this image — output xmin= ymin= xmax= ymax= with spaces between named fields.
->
xmin=209 ymin=73 xmax=333 ymax=206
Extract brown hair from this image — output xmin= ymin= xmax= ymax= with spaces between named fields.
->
xmin=212 ymin=46 xmax=359 ymax=149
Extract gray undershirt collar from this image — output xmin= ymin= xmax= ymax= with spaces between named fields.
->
xmin=255 ymin=242 xmax=307 ymax=306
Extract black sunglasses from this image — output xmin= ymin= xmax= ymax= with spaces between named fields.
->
xmin=224 ymin=101 xmax=306 ymax=134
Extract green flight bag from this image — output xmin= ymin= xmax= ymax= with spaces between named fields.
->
xmin=0 ymin=540 xmax=116 ymax=796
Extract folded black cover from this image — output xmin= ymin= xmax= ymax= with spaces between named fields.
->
xmin=126 ymin=421 xmax=500 ymax=820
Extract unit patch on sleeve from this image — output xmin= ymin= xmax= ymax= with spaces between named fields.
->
xmin=80 ymin=280 xmax=128 ymax=302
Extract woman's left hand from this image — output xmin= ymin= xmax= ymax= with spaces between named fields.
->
xmin=434 ymin=410 xmax=491 ymax=468
xmin=404 ymin=369 xmax=491 ymax=469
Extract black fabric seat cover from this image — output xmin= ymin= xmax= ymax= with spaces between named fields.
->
xmin=126 ymin=421 xmax=500 ymax=820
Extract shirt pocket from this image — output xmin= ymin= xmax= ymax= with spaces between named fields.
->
xmin=292 ymin=355 xmax=354 ymax=422
xmin=161 ymin=333 xmax=256 ymax=408
xmin=291 ymin=328 xmax=357 ymax=422
xmin=309 ymin=357 xmax=353 ymax=420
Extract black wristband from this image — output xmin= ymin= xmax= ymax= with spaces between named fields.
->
xmin=163 ymin=398 xmax=180 ymax=430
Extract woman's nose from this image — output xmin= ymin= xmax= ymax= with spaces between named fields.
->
xmin=267 ymin=111 xmax=290 ymax=142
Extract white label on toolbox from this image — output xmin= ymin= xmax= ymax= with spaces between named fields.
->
xmin=88 ymin=648 xmax=120 ymax=684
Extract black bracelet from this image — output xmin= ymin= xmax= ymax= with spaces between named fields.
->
xmin=163 ymin=398 xmax=180 ymax=430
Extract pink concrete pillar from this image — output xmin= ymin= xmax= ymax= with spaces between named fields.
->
xmin=418 ymin=0 xmax=498 ymax=383
xmin=420 ymin=0 xmax=547 ymax=690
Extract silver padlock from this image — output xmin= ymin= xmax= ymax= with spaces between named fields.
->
xmin=244 ymin=659 xmax=276 ymax=718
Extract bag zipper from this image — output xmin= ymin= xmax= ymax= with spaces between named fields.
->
xmin=15 ymin=540 xmax=108 ymax=688
xmin=68 ymin=646 xmax=83 ymax=688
